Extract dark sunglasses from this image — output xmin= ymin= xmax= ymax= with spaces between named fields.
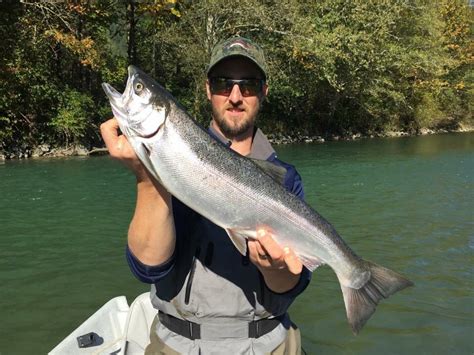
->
xmin=209 ymin=77 xmax=265 ymax=97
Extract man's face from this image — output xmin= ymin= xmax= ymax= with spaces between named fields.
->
xmin=206 ymin=57 xmax=268 ymax=140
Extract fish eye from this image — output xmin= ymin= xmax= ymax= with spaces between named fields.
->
xmin=134 ymin=82 xmax=144 ymax=93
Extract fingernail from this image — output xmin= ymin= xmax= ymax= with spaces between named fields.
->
xmin=257 ymin=229 xmax=266 ymax=238
xmin=283 ymin=247 xmax=290 ymax=254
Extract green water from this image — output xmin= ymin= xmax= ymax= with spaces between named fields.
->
xmin=1 ymin=133 xmax=473 ymax=354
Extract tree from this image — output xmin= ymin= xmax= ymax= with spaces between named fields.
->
xmin=0 ymin=0 xmax=127 ymax=150
xmin=1 ymin=0 xmax=472 ymax=155
xmin=50 ymin=89 xmax=95 ymax=146
xmin=436 ymin=0 xmax=474 ymax=128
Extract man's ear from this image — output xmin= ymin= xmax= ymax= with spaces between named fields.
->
xmin=206 ymin=80 xmax=212 ymax=100
xmin=260 ymin=83 xmax=269 ymax=102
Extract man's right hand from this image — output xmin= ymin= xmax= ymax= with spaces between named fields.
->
xmin=100 ymin=118 xmax=149 ymax=182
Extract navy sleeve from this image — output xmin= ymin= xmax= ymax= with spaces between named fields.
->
xmin=268 ymin=155 xmax=305 ymax=200
xmin=126 ymin=245 xmax=175 ymax=284
xmin=260 ymin=266 xmax=312 ymax=315
xmin=286 ymin=166 xmax=304 ymax=199
xmin=272 ymin=266 xmax=311 ymax=298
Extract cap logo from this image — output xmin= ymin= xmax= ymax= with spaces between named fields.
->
xmin=227 ymin=39 xmax=251 ymax=50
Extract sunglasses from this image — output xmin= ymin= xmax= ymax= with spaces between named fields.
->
xmin=209 ymin=77 xmax=265 ymax=97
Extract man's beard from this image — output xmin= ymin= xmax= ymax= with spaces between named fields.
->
xmin=212 ymin=106 xmax=258 ymax=140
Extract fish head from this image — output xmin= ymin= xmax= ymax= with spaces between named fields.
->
xmin=102 ymin=65 xmax=170 ymax=140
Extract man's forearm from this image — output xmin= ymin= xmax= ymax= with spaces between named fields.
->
xmin=128 ymin=179 xmax=176 ymax=266
xmin=260 ymin=268 xmax=300 ymax=294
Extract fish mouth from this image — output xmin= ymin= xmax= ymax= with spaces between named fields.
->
xmin=102 ymin=82 xmax=122 ymax=102
xmin=102 ymin=66 xmax=138 ymax=114
xmin=102 ymin=82 xmax=127 ymax=117
xmin=128 ymin=65 xmax=139 ymax=77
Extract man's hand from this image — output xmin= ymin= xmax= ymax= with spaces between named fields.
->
xmin=248 ymin=228 xmax=303 ymax=293
xmin=100 ymin=118 xmax=148 ymax=181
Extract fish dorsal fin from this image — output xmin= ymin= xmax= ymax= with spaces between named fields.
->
xmin=225 ymin=228 xmax=255 ymax=255
xmin=251 ymin=159 xmax=287 ymax=186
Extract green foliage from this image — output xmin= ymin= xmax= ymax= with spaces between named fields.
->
xmin=437 ymin=0 xmax=474 ymax=128
xmin=50 ymin=90 xmax=96 ymax=146
xmin=414 ymin=93 xmax=445 ymax=129
xmin=0 ymin=0 xmax=472 ymax=153
xmin=281 ymin=1 xmax=449 ymax=133
xmin=0 ymin=0 xmax=127 ymax=150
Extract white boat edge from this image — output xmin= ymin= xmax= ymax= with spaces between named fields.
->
xmin=49 ymin=292 xmax=155 ymax=354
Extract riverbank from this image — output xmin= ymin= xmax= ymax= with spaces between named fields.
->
xmin=1 ymin=124 xmax=472 ymax=160
xmin=267 ymin=123 xmax=474 ymax=145
xmin=0 ymin=144 xmax=108 ymax=160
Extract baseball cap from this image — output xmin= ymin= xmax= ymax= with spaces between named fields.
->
xmin=207 ymin=37 xmax=267 ymax=79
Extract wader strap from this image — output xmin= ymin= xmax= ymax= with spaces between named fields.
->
xmin=158 ymin=311 xmax=283 ymax=340
xmin=159 ymin=311 xmax=201 ymax=340
xmin=248 ymin=317 xmax=283 ymax=338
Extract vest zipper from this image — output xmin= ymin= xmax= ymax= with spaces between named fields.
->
xmin=185 ymin=246 xmax=200 ymax=305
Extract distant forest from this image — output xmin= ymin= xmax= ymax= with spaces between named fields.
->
xmin=1 ymin=0 xmax=472 ymax=151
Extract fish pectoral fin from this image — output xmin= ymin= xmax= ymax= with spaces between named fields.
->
xmin=225 ymin=228 xmax=253 ymax=255
xmin=339 ymin=260 xmax=414 ymax=335
xmin=135 ymin=142 xmax=165 ymax=186
xmin=298 ymin=254 xmax=324 ymax=272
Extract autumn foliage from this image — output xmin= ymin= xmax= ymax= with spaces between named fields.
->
xmin=0 ymin=0 xmax=472 ymax=151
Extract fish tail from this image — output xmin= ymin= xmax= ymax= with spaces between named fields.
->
xmin=339 ymin=261 xmax=413 ymax=335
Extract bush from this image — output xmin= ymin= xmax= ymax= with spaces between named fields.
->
xmin=414 ymin=93 xmax=445 ymax=129
xmin=50 ymin=89 xmax=96 ymax=147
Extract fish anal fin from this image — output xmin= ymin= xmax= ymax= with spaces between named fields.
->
xmin=225 ymin=228 xmax=254 ymax=256
xmin=339 ymin=261 xmax=414 ymax=335
xmin=298 ymin=254 xmax=324 ymax=272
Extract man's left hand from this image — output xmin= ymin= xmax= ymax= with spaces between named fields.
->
xmin=248 ymin=228 xmax=303 ymax=293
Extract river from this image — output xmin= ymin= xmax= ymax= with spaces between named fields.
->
xmin=0 ymin=132 xmax=472 ymax=354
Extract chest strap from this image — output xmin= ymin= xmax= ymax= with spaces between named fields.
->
xmin=158 ymin=311 xmax=284 ymax=340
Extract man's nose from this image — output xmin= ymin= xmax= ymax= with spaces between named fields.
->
xmin=228 ymin=84 xmax=243 ymax=103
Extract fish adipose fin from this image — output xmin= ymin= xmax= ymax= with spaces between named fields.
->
xmin=340 ymin=261 xmax=414 ymax=335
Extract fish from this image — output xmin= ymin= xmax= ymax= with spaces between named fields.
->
xmin=102 ymin=65 xmax=413 ymax=334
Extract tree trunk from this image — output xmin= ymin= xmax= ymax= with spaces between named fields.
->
xmin=127 ymin=0 xmax=137 ymax=65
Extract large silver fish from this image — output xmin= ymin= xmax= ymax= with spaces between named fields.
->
xmin=102 ymin=66 xmax=413 ymax=334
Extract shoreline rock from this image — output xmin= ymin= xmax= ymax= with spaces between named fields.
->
xmin=268 ymin=125 xmax=474 ymax=145
xmin=1 ymin=125 xmax=473 ymax=161
xmin=0 ymin=144 xmax=107 ymax=161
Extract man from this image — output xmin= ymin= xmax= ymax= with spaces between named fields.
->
xmin=100 ymin=36 xmax=311 ymax=354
